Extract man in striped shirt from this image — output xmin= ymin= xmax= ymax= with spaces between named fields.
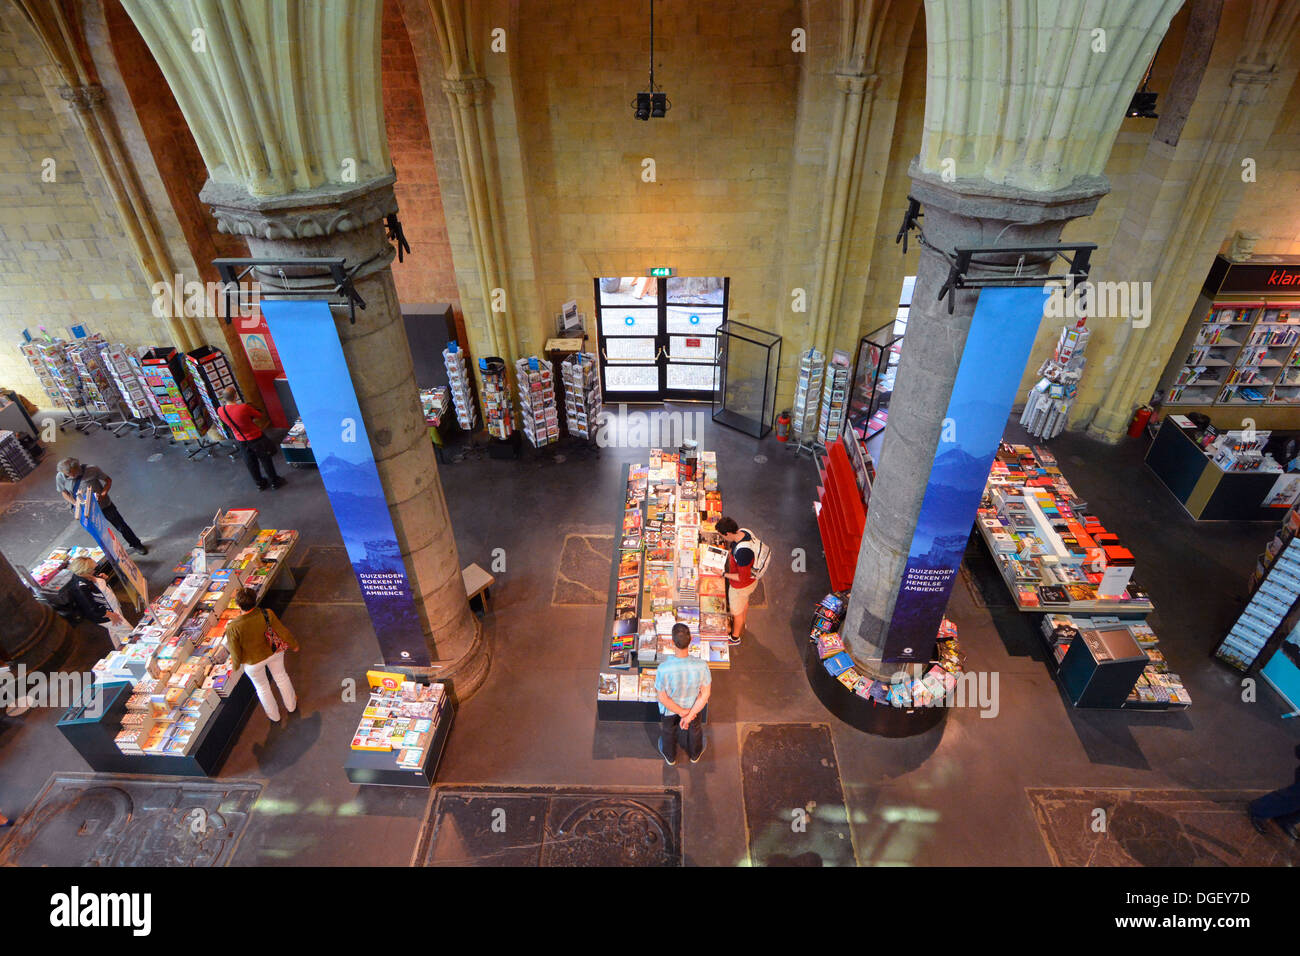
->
xmin=654 ymin=623 xmax=711 ymax=765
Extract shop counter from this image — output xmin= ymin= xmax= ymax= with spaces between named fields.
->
xmin=1146 ymin=418 xmax=1284 ymax=521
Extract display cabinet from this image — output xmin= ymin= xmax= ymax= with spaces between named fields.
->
xmin=711 ymin=320 xmax=781 ymax=438
xmin=849 ymin=321 xmax=905 ymax=440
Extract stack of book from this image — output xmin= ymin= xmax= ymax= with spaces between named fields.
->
xmin=817 ymin=350 xmax=852 ymax=445
xmin=561 ymin=351 xmax=602 ymax=440
xmin=0 ymin=429 xmax=37 ymax=482
xmin=791 ymin=348 xmax=824 ymax=443
xmin=1219 ymin=528 xmax=1300 ymax=670
xmin=979 ymin=443 xmax=1150 ymax=611
xmin=479 ymin=358 xmax=514 ymax=440
xmin=514 ymin=356 xmax=559 ymax=447
xmin=442 ymin=343 xmax=478 ymax=431
xmin=349 ymin=680 xmax=447 ymax=769
xmin=599 ymin=448 xmax=731 ymax=706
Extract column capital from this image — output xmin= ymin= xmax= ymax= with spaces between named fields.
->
xmin=199 ymin=174 xmax=399 ymax=242
xmin=57 ymin=83 xmax=106 ymax=112
xmin=833 ymin=71 xmax=878 ymax=96
xmin=908 ymin=162 xmax=1108 ymax=231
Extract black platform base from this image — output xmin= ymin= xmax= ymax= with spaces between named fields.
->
xmin=57 ymin=677 xmax=257 ymax=776
xmin=801 ymin=640 xmax=947 ymax=738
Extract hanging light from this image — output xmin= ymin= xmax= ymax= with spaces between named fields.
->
xmin=632 ymin=0 xmax=671 ymax=121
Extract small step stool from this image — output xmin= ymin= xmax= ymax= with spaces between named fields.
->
xmin=462 ymin=563 xmax=495 ymax=615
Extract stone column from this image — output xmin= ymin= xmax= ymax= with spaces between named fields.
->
xmin=122 ymin=0 xmax=488 ymax=696
xmin=842 ymin=173 xmax=1101 ymax=663
xmin=842 ymin=0 xmax=1181 ymax=667
xmin=0 ymin=552 xmax=70 ymax=671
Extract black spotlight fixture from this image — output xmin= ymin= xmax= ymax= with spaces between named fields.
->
xmin=632 ymin=0 xmax=670 ymax=121
xmin=1126 ymin=49 xmax=1159 ymax=119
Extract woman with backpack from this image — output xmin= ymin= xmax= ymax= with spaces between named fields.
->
xmin=715 ymin=516 xmax=768 ymax=646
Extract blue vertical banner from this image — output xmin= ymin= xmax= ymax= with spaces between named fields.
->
xmin=260 ymin=299 xmax=432 ymax=666
xmin=881 ymin=286 xmax=1049 ymax=663
xmin=76 ymin=490 xmax=147 ymax=610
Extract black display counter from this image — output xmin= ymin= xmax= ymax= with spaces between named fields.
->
xmin=343 ymin=699 xmax=454 ymax=788
xmin=1146 ymin=418 xmax=1283 ymax=520
xmin=57 ymin=675 xmax=256 ymax=776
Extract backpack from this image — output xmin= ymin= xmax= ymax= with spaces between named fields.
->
xmin=738 ymin=528 xmax=771 ymax=580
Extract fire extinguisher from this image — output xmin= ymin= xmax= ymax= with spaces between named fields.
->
xmin=1127 ymin=405 xmax=1153 ymax=438
xmin=775 ymin=410 xmax=791 ymax=442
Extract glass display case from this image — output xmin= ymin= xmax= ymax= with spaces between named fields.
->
xmin=849 ymin=320 xmax=905 ymax=440
xmin=711 ymin=320 xmax=781 ymax=438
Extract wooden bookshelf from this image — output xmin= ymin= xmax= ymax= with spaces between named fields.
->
xmin=815 ymin=438 xmax=867 ymax=591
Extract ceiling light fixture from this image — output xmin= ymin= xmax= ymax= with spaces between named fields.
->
xmin=632 ymin=0 xmax=670 ymax=121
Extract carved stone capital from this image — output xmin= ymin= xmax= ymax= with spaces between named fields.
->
xmin=199 ymin=174 xmax=398 ymax=241
xmin=834 ymin=71 xmax=877 ymax=96
xmin=58 ymin=83 xmax=106 ymax=112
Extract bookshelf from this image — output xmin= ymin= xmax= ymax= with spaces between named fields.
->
xmin=814 ymin=435 xmax=868 ymax=592
xmin=1168 ymin=301 xmax=1300 ymax=407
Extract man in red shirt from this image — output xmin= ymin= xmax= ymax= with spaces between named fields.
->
xmin=217 ymin=387 xmax=285 ymax=491
xmin=716 ymin=516 xmax=759 ymax=645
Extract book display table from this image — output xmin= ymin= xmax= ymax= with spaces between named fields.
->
xmin=596 ymin=452 xmax=725 ymax=722
xmin=976 ymin=444 xmax=1190 ymax=710
xmin=58 ymin=509 xmax=299 ymax=775
xmin=344 ymin=676 xmax=454 ymax=788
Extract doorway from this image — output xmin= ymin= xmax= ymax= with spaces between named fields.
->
xmin=593 ymin=276 xmax=728 ymax=403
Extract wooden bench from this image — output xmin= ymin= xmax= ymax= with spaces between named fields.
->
xmin=462 ymin=563 xmax=495 ymax=615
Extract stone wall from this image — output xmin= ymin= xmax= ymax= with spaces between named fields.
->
xmin=0 ymin=4 xmax=173 ymax=403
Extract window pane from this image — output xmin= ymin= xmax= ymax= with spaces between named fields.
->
xmin=601 ymin=309 xmax=658 ymax=336
xmin=666 ymin=306 xmax=723 ymax=335
xmin=666 ymin=277 xmax=725 ymax=304
xmin=598 ymin=276 xmax=658 ymax=306
xmin=605 ymin=338 xmax=657 ymax=361
xmin=604 ymin=365 xmax=659 ymax=392
xmin=666 ymin=362 xmax=719 ymax=391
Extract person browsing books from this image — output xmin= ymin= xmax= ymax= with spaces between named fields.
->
xmin=55 ymin=457 xmax=147 ymax=555
xmin=716 ymin=516 xmax=764 ymax=645
xmin=654 ymin=623 xmax=711 ymax=765
xmin=224 ymin=587 xmax=299 ymax=723
xmin=217 ymin=387 xmax=285 ymax=492
xmin=64 ymin=555 xmax=131 ymax=649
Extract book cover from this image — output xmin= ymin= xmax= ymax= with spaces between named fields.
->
xmin=597 ymin=673 xmax=620 ymax=699
xmin=618 ymin=674 xmax=641 ymax=700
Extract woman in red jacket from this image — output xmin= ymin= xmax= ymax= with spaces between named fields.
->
xmin=217 ymin=387 xmax=285 ymax=491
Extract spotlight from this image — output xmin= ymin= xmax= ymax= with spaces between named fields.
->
xmin=635 ymin=92 xmax=651 ymax=121
xmin=651 ymin=92 xmax=667 ymax=118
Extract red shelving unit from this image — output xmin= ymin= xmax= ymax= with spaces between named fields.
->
xmin=815 ymin=439 xmax=867 ymax=591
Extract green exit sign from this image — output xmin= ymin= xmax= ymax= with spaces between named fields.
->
xmin=647 ymin=267 xmax=674 ymax=277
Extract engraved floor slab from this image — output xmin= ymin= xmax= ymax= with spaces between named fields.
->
xmin=290 ymin=545 xmax=363 ymax=604
xmin=740 ymin=723 xmax=856 ymax=866
xmin=1027 ymin=787 xmax=1300 ymax=866
xmin=552 ymin=534 xmax=614 ymax=605
xmin=0 ymin=773 xmax=262 ymax=867
xmin=414 ymin=786 xmax=682 ymax=866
